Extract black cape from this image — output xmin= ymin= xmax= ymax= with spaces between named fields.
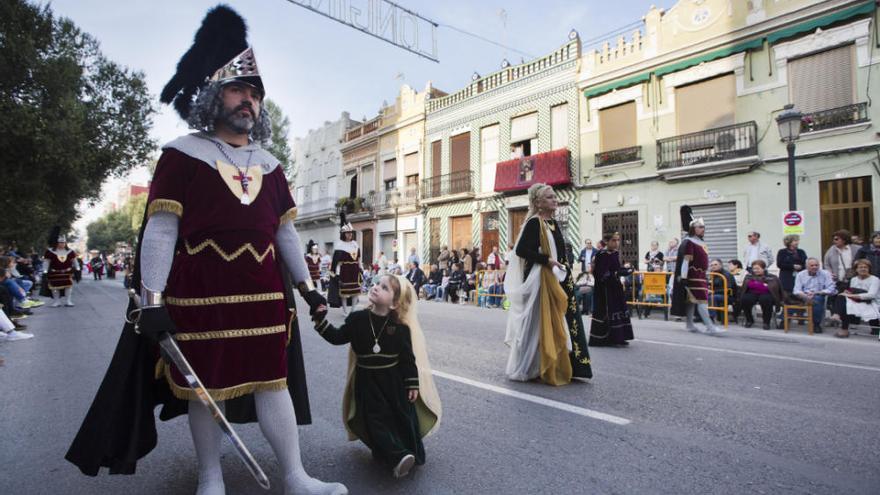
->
xmin=64 ymin=213 xmax=312 ymax=477
xmin=670 ymin=238 xmax=691 ymax=317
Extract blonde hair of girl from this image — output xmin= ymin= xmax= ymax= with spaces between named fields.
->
xmin=526 ymin=183 xmax=553 ymax=218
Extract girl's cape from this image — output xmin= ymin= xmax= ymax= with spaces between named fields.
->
xmin=341 ymin=275 xmax=442 ymax=441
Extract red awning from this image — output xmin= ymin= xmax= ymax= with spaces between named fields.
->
xmin=494 ymin=148 xmax=571 ymax=192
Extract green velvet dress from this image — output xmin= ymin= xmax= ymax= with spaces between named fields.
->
xmin=316 ymin=309 xmax=425 ymax=466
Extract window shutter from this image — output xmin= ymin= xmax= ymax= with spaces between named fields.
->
xmin=789 ymin=44 xmax=854 ymax=113
xmin=404 ymin=153 xmax=419 ymax=176
xmin=481 ymin=124 xmax=500 ymax=193
xmin=510 ymin=112 xmax=538 ymax=142
xmin=431 ymin=140 xmax=442 ymax=177
xmin=551 ymin=104 xmax=569 ymax=151
xmin=599 ymin=101 xmax=637 ymax=152
xmin=675 ymin=73 xmax=736 ymax=134
xmin=383 ymin=158 xmax=397 ymax=181
xmin=450 ymin=132 xmax=471 ymax=173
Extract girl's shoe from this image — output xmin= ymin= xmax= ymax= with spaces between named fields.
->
xmin=393 ymin=454 xmax=416 ymax=479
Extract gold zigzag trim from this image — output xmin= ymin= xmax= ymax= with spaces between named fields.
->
xmin=161 ymin=362 xmax=288 ymax=401
xmin=147 ymin=199 xmax=183 ymax=218
xmin=184 ymin=239 xmax=275 ymax=263
xmin=280 ymin=207 xmax=298 ymax=224
xmin=173 ymin=324 xmax=287 ymax=341
xmin=165 ymin=292 xmax=284 ymax=306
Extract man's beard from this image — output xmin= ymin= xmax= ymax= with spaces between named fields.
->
xmin=220 ymin=104 xmax=255 ymax=135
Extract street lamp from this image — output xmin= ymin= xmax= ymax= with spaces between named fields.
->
xmin=387 ymin=189 xmax=401 ymax=260
xmin=776 ymin=103 xmax=803 ymax=211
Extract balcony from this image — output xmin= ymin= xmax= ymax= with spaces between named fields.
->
xmin=377 ymin=184 xmax=419 ymax=212
xmin=344 ymin=116 xmax=381 ymax=143
xmin=494 ymin=149 xmax=571 ymax=192
xmin=420 ymin=170 xmax=474 ymax=203
xmin=296 ymin=197 xmax=337 ymax=220
xmin=336 ymin=193 xmax=375 ymax=221
xmin=657 ymin=121 xmax=758 ymax=180
xmin=595 ymin=146 xmax=642 ymax=168
xmin=800 ymin=102 xmax=870 ymax=137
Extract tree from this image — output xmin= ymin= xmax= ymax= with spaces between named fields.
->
xmin=264 ymin=99 xmax=293 ymax=181
xmin=85 ymin=192 xmax=147 ymax=252
xmin=0 ymin=0 xmax=156 ymax=249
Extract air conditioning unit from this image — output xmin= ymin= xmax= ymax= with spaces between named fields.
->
xmin=715 ymin=132 xmax=736 ymax=152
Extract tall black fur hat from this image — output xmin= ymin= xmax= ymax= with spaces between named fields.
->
xmin=48 ymin=225 xmax=62 ymax=247
xmin=160 ymin=5 xmax=251 ymax=120
xmin=679 ymin=205 xmax=694 ymax=233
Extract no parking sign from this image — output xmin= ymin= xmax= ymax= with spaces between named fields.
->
xmin=782 ymin=211 xmax=805 ymax=235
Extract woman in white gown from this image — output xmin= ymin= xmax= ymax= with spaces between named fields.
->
xmin=504 ymin=184 xmax=577 ymax=385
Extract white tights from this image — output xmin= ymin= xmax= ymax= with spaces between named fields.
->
xmin=188 ymin=390 xmax=347 ymax=495
xmin=686 ymin=303 xmax=718 ymax=333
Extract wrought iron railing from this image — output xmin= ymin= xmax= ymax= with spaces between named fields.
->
xmin=595 ymin=145 xmax=642 ymax=167
xmin=377 ymin=184 xmax=419 ymax=210
xmin=336 ymin=193 xmax=375 ymax=216
xmin=801 ymin=102 xmax=869 ymax=133
xmin=657 ymin=121 xmax=757 ymax=170
xmin=421 ymin=170 xmax=474 ymax=199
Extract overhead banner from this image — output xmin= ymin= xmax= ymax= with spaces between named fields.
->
xmin=285 ymin=0 xmax=439 ymax=62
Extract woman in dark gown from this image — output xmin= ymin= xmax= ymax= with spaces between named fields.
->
xmin=589 ymin=232 xmax=634 ymax=347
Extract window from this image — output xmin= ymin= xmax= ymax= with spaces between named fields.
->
xmin=360 ymin=164 xmax=374 ymax=195
xmin=551 ymin=104 xmax=568 ymax=150
xmin=348 ymin=173 xmax=357 ymax=198
xmin=384 ymin=178 xmax=397 ymax=190
xmin=310 ymin=182 xmax=320 ymax=203
xmin=480 ymin=124 xmax=499 ymax=193
xmin=383 ymin=158 xmax=397 ymax=183
xmin=599 ymin=101 xmax=636 ymax=152
xmin=450 ymin=132 xmax=470 ymax=173
xmin=405 ymin=174 xmax=419 ymax=186
xmin=789 ymin=44 xmax=854 ymax=113
xmin=295 ymin=186 xmax=304 ymax=205
xmin=675 ymin=73 xmax=735 ymax=134
xmin=403 ymin=152 xmax=419 ymax=177
xmin=510 ymin=112 xmax=538 ymax=157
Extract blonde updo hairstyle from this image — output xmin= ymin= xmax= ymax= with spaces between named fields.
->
xmin=527 ymin=183 xmax=553 ymax=218
xmin=373 ymin=274 xmax=417 ymax=325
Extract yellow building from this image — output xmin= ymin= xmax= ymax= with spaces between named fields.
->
xmin=578 ymin=0 xmax=879 ymax=266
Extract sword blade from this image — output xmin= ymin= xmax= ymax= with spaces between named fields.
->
xmin=159 ymin=335 xmax=271 ymax=490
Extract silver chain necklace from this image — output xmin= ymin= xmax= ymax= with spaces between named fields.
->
xmin=212 ymin=140 xmax=255 ymax=205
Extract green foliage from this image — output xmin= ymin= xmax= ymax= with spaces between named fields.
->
xmin=0 ymin=0 xmax=156 ymax=249
xmin=85 ymin=193 xmax=146 ymax=252
xmin=263 ymin=99 xmax=293 ymax=181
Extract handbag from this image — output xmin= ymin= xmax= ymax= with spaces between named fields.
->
xmin=835 ymin=250 xmax=855 ymax=292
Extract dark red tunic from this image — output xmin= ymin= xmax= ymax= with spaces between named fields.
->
xmin=45 ymin=249 xmax=75 ymax=289
xmin=684 ymin=238 xmax=710 ymax=303
xmin=305 ymin=254 xmax=321 ymax=283
xmin=147 ymin=148 xmax=297 ymax=401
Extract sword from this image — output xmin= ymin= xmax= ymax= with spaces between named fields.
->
xmin=128 ymin=290 xmax=271 ymax=490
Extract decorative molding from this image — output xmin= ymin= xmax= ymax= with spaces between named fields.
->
xmin=795 ymin=121 xmax=872 ymax=141
xmin=663 ymin=52 xmax=745 ymax=88
xmin=773 ymin=18 xmax=870 ymax=63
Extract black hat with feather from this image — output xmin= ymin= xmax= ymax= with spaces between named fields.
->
xmin=679 ymin=205 xmax=704 ymax=234
xmin=160 ymin=5 xmax=265 ymax=120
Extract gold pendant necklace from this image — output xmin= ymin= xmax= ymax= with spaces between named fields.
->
xmin=368 ymin=312 xmax=390 ymax=353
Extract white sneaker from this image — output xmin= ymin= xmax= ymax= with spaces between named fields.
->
xmin=708 ymin=326 xmax=727 ymax=335
xmin=65 ymin=301 xmax=75 ymax=307
xmin=393 ymin=454 xmax=416 ymax=479
xmin=4 ymin=330 xmax=34 ymax=341
xmin=686 ymin=326 xmax=699 ymax=333
xmin=51 ymin=300 xmax=62 ymax=308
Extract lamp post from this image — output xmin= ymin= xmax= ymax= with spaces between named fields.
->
xmin=387 ymin=189 xmax=401 ymax=261
xmin=776 ymin=103 xmax=803 ymax=211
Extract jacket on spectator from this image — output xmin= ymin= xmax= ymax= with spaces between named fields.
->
xmin=742 ymin=243 xmax=775 ymax=268
xmin=854 ymin=244 xmax=880 ymax=278
xmin=823 ymin=244 xmax=858 ymax=281
xmin=775 ymin=247 xmax=808 ymax=293
xmin=739 ymin=273 xmax=784 ymax=305
xmin=437 ymin=249 xmax=450 ymax=270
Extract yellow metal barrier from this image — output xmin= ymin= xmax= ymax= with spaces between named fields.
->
xmin=475 ymin=269 xmax=506 ymax=307
xmin=626 ymin=270 xmax=729 ymax=327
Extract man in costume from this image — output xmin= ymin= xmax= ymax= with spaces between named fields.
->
xmin=305 ymin=240 xmax=322 ymax=290
xmin=44 ymin=228 xmax=78 ymax=307
xmin=66 ymin=7 xmax=347 ymax=495
xmin=329 ymin=213 xmax=361 ymax=314
xmin=671 ymin=206 xmax=724 ymax=335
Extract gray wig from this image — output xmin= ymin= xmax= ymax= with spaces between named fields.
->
xmin=185 ymin=81 xmax=272 ymax=143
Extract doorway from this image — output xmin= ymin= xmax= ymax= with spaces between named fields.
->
xmin=508 ymin=208 xmax=528 ymax=247
xmin=361 ymin=228 xmax=373 ymax=266
xmin=481 ymin=211 xmax=499 ymax=262
xmin=450 ymin=215 xmax=472 ymax=252
xmin=602 ymin=211 xmax=639 ymax=265
xmin=820 ymin=177 xmax=873 ymax=254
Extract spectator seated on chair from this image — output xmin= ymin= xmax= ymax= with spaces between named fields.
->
xmin=708 ymin=259 xmax=737 ymax=323
xmin=791 ymin=257 xmax=836 ymax=334
xmin=832 ymin=258 xmax=880 ymax=338
xmin=739 ymin=259 xmax=784 ymax=330
xmin=574 ymin=270 xmax=594 ymax=315
xmin=422 ymin=264 xmax=441 ymax=300
xmin=446 ymin=263 xmax=466 ymax=303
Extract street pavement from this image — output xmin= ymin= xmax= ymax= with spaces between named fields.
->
xmin=1 ymin=278 xmax=878 ymax=494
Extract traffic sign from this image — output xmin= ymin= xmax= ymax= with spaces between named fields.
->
xmin=782 ymin=210 xmax=804 ymax=235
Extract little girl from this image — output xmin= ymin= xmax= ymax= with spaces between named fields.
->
xmin=313 ymin=274 xmax=441 ymax=478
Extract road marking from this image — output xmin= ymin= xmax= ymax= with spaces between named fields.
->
xmin=637 ymin=339 xmax=880 ymax=372
xmin=432 ymin=369 xmax=631 ymax=425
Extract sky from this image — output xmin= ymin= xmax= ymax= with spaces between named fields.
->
xmin=48 ymin=0 xmax=675 ymax=231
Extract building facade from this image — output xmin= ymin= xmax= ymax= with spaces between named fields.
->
xmin=578 ymin=0 xmax=880 ymax=266
xmin=340 ymin=114 xmax=382 ymax=264
xmin=423 ymin=36 xmax=583 ymax=265
xmin=292 ymin=112 xmax=356 ymax=255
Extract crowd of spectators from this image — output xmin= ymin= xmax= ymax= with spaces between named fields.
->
xmin=0 ymin=244 xmax=45 ymax=341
